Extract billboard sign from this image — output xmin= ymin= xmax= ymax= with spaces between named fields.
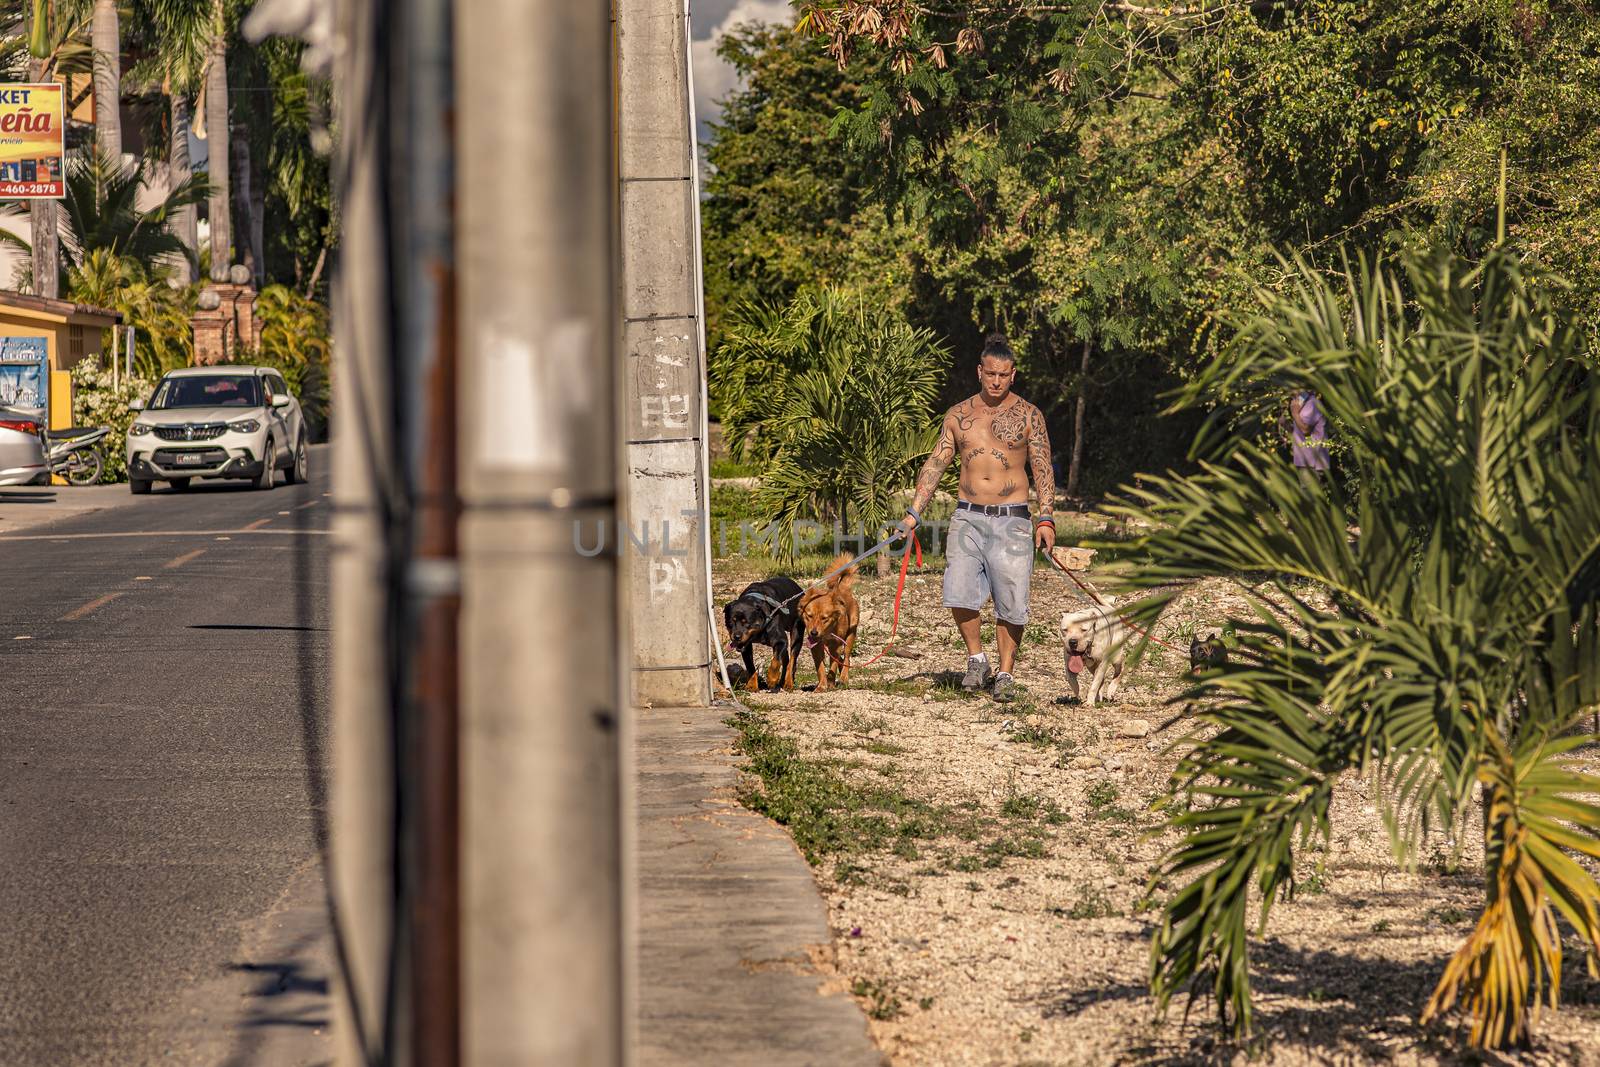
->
xmin=0 ymin=336 xmax=49 ymax=416
xmin=0 ymin=84 xmax=65 ymax=199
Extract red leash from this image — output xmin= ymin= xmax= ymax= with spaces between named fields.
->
xmin=855 ymin=532 xmax=922 ymax=668
xmin=1046 ymin=548 xmax=1187 ymax=654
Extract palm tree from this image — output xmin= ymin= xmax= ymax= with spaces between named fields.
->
xmin=59 ymin=145 xmax=208 ymax=270
xmin=8 ymin=0 xmax=92 ymax=298
xmin=0 ymin=145 xmax=208 ymax=285
xmin=90 ymin=0 xmax=119 ymax=157
xmin=1122 ymin=246 xmax=1600 ymax=1049
xmin=713 ymin=289 xmax=949 ymax=565
xmin=198 ymin=0 xmax=230 ymax=281
xmin=134 ymin=0 xmax=209 ymax=284
xmin=67 ymin=247 xmax=195 ymax=375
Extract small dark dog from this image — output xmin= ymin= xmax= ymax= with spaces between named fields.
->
xmin=1190 ymin=632 xmax=1227 ymax=674
xmin=723 ymin=577 xmax=807 ymax=691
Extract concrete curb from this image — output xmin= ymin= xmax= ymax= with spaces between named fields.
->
xmin=636 ymin=705 xmax=883 ymax=1066
xmin=0 ymin=482 xmax=138 ymax=535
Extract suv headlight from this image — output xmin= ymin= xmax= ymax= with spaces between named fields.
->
xmin=227 ymin=418 xmax=261 ymax=433
xmin=129 ymin=422 xmax=152 ymax=436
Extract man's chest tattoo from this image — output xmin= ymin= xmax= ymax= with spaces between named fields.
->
xmin=962 ymin=445 xmax=1013 ymax=470
xmin=953 ymin=402 xmax=977 ymax=432
xmin=991 ymin=403 xmax=1029 ymax=448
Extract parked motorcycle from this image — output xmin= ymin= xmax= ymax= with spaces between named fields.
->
xmin=46 ymin=425 xmax=112 ymax=487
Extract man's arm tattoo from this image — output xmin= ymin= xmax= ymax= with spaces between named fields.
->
xmin=952 ymin=399 xmax=977 ymax=432
xmin=912 ymin=414 xmax=957 ymax=512
xmin=1026 ymin=404 xmax=1055 ymax=514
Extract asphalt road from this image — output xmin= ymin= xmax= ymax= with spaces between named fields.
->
xmin=0 ymin=454 xmax=335 ymax=1065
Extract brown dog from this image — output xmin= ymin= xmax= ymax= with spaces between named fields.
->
xmin=799 ymin=553 xmax=860 ymax=692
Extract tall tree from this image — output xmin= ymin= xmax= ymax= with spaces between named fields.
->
xmin=196 ymin=0 xmax=230 ymax=281
xmin=167 ymin=91 xmax=197 ymax=283
xmin=89 ymin=0 xmax=119 ymax=158
xmin=136 ymin=0 xmax=210 ymax=285
xmin=17 ymin=0 xmax=85 ymax=299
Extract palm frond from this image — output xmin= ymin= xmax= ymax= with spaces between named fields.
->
xmin=1128 ymin=243 xmax=1600 ymax=1047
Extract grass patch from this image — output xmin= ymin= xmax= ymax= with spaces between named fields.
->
xmin=851 ymin=977 xmax=903 ymax=1021
xmin=860 ymin=739 xmax=909 ymax=757
xmin=710 ymin=456 xmax=761 ymax=479
xmin=1299 ymin=869 xmax=1331 ymax=896
xmin=1086 ymin=780 xmax=1119 ymax=810
xmin=1085 ymin=779 xmax=1140 ymax=824
xmin=928 ymin=673 xmax=980 ymax=702
xmin=999 ymin=787 xmax=1070 ymax=825
xmin=1023 ymin=622 xmax=1054 ymax=646
xmin=1007 ymin=720 xmax=1060 ymax=749
xmin=729 ymin=708 xmax=982 ymax=866
xmin=852 ymin=677 xmax=925 ymax=698
xmin=843 ymin=710 xmax=892 ymax=734
xmin=1049 ymin=883 xmax=1119 ymax=920
xmin=981 ymin=834 xmax=1049 ymax=867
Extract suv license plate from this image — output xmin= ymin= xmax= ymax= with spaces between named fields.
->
xmin=176 ymin=454 xmax=203 ymax=465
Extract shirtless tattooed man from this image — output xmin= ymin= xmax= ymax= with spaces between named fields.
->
xmin=897 ymin=334 xmax=1055 ymax=702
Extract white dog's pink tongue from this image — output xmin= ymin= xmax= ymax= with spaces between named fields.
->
xmin=1067 ymin=654 xmax=1084 ymax=675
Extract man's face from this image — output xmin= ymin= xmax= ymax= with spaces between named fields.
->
xmin=977 ymin=354 xmax=1015 ymax=400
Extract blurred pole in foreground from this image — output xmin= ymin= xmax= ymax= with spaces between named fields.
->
xmin=456 ymin=1 xmax=626 ymax=1064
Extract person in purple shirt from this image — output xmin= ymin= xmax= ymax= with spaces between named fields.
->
xmin=1289 ymin=390 xmax=1329 ymax=486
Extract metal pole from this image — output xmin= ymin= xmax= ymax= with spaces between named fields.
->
xmin=394 ymin=0 xmax=460 ymax=1062
xmin=456 ymin=0 xmax=624 ymax=1062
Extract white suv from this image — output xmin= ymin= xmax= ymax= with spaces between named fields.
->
xmin=126 ymin=366 xmax=309 ymax=494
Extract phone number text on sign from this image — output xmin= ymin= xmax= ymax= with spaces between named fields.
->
xmin=0 ymin=182 xmax=61 ymax=196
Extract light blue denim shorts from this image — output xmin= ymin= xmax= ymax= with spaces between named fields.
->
xmin=941 ymin=508 xmax=1035 ymax=625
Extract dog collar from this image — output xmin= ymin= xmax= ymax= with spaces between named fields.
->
xmin=747 ymin=591 xmax=791 ymax=617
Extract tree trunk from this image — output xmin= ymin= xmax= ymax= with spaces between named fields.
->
xmin=204 ymin=19 xmax=231 ymax=282
xmin=304 ymin=243 xmax=328 ymax=299
xmin=169 ymin=94 xmax=198 ymax=285
xmin=249 ymin=168 xmax=265 ymax=288
xmin=91 ymin=0 xmax=121 ymax=160
xmin=1065 ymin=339 xmax=1090 ymax=499
xmin=26 ymin=49 xmax=58 ymax=299
xmin=232 ymin=128 xmax=256 ymax=281
xmin=29 ymin=200 xmax=59 ymax=298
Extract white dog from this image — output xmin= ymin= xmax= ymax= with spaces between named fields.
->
xmin=1060 ymin=597 xmax=1129 ymax=706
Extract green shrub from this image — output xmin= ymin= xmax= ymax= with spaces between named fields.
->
xmin=71 ymin=360 xmax=154 ymax=482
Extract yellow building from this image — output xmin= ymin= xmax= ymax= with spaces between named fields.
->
xmin=0 ymin=290 xmax=122 ymax=429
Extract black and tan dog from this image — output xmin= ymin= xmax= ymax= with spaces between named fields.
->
xmin=723 ymin=577 xmax=807 ymax=691
xmin=1189 ymin=632 xmax=1228 ymax=674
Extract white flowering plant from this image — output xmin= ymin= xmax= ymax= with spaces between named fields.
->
xmin=71 ymin=360 xmax=154 ymax=483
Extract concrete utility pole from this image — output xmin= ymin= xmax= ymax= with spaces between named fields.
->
xmin=327 ymin=0 xmax=399 ymax=1061
xmin=616 ymin=0 xmax=714 ymax=708
xmin=456 ymin=1 xmax=626 ymax=1063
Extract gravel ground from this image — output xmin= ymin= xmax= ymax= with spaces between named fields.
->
xmin=713 ymin=527 xmax=1600 ymax=1067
